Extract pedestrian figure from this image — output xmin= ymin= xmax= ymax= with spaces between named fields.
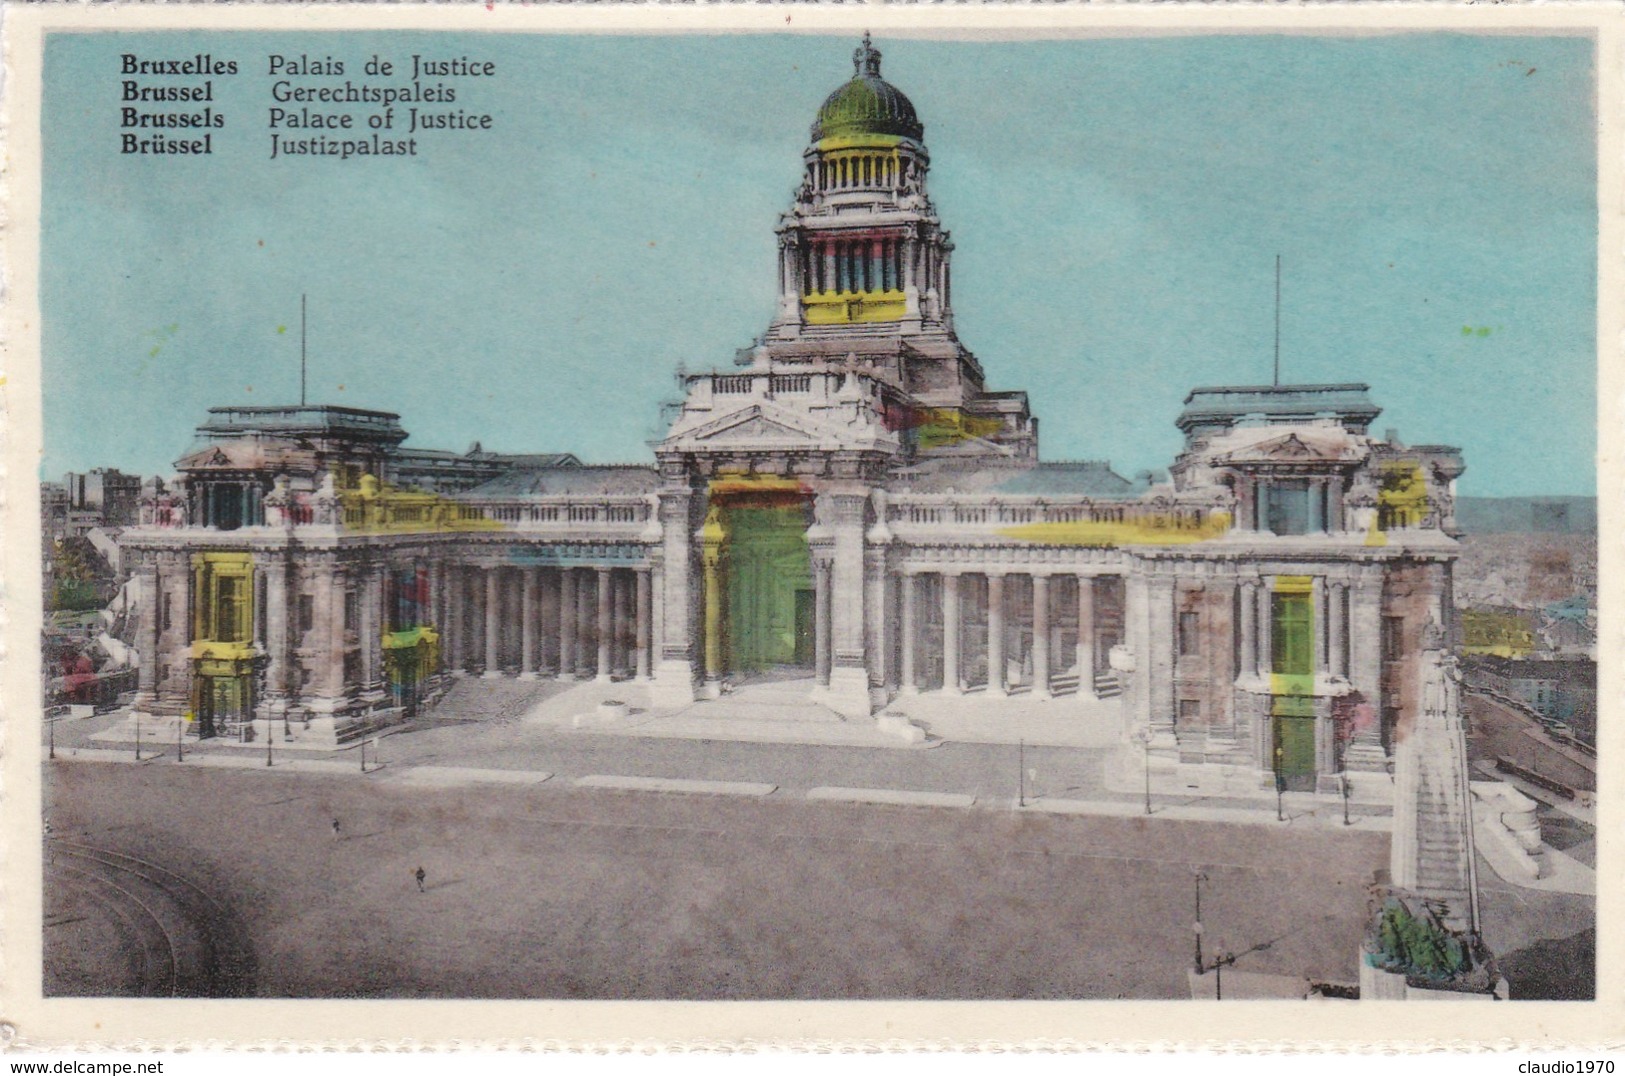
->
xmin=331 ymin=818 xmax=341 ymax=840
xmin=415 ymin=866 xmax=426 ymax=893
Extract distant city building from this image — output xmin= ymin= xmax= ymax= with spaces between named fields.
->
xmin=1455 ymin=496 xmax=1597 ymax=535
xmin=113 ymin=38 xmax=1467 ymax=796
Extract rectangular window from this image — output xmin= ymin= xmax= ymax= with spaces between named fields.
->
xmin=1265 ymin=480 xmax=1311 ymax=536
xmin=1382 ymin=615 xmax=1405 ymax=662
xmin=298 ymin=594 xmax=315 ymax=636
xmin=1271 ymin=591 xmax=1313 ymax=676
xmin=1178 ymin=611 xmax=1201 ymax=657
xmin=161 ymin=592 xmax=172 ymax=632
xmin=214 ymin=575 xmax=247 ymax=642
xmin=344 ymin=590 xmax=359 ymax=632
xmin=1178 ymin=698 xmax=1201 ymax=725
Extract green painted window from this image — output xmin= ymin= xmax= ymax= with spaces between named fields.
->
xmin=1271 ymin=591 xmax=1313 ymax=676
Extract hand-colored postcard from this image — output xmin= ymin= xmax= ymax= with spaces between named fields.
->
xmin=1 ymin=1 xmax=1618 ymax=1053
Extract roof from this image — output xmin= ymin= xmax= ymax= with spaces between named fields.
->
xmin=1176 ymin=383 xmax=1380 ymax=434
xmin=457 ymin=465 xmax=658 ymax=499
xmin=892 ymin=461 xmax=1133 ymax=497
xmin=197 ymin=404 xmax=407 ymax=446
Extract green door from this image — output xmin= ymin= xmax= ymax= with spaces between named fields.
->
xmin=1270 ymin=584 xmax=1317 ymax=790
xmin=1272 ymin=709 xmax=1317 ymax=791
xmin=723 ymin=504 xmax=813 ymax=672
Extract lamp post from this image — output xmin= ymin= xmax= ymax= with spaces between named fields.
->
xmin=265 ymin=711 xmax=273 ymax=768
xmin=1132 ymin=728 xmax=1152 ymax=815
xmin=177 ymin=712 xmax=185 ymax=762
xmin=1214 ymin=947 xmax=1233 ymax=1001
xmin=1193 ymin=869 xmax=1208 ymax=974
xmin=48 ymin=708 xmax=55 ymax=761
xmin=1342 ymin=771 xmax=1352 ymax=826
xmin=1018 ymin=738 xmax=1026 ymax=808
xmin=1273 ymin=744 xmax=1285 ymax=822
xmin=134 ymin=708 xmax=141 ymax=761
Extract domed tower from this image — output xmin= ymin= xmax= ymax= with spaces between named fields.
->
xmin=751 ymin=36 xmax=1035 ymax=461
xmin=773 ymin=34 xmax=938 ymax=332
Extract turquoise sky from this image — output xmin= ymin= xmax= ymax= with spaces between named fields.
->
xmin=42 ymin=31 xmax=1596 ymax=495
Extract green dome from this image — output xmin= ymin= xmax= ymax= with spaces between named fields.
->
xmin=810 ymin=35 xmax=924 ymax=144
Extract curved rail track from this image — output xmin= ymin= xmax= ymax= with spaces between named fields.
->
xmin=45 ymin=839 xmax=256 ymax=997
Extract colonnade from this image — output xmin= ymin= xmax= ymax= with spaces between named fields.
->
xmin=433 ymin=563 xmax=655 ymax=683
xmin=898 ymin=570 xmax=1116 ymax=699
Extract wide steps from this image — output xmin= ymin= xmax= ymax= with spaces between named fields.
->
xmin=428 ymin=677 xmax=560 ymax=722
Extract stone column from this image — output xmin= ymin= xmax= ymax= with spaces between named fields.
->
xmin=650 ymin=565 xmax=664 ymax=677
xmin=1146 ymin=575 xmax=1175 ymax=726
xmin=1312 ymin=575 xmax=1329 ymax=674
xmin=262 ymin=554 xmax=290 ymax=710
xmin=520 ymin=567 xmax=538 ymax=679
xmin=1256 ymin=580 xmax=1273 ymax=678
xmin=864 ymin=546 xmax=892 ymax=689
xmin=900 ymin=570 xmax=918 ymax=694
xmin=1031 ymin=573 xmax=1052 ymax=700
xmin=1238 ymin=579 xmax=1258 ymax=680
xmin=635 ymin=567 xmax=653 ymax=681
xmin=327 ymin=561 xmax=348 ymax=701
xmin=559 ymin=568 xmax=578 ymax=680
xmin=483 ymin=567 xmax=502 ymax=678
xmin=941 ymin=572 xmax=962 ymax=696
xmin=596 ymin=567 xmax=614 ymax=681
xmin=814 ymin=560 xmax=833 ymax=687
xmin=650 ymin=483 xmax=699 ymax=706
xmin=987 ymin=572 xmax=1006 ymax=698
xmin=133 ymin=557 xmax=160 ymax=708
xmin=821 ymin=489 xmax=873 ymax=717
xmin=1328 ymin=581 xmax=1348 ymax=678
xmin=540 ymin=567 xmax=560 ymax=675
xmin=1075 ymin=574 xmax=1096 ymax=699
xmin=576 ymin=569 xmax=595 ymax=678
xmin=1348 ymin=574 xmax=1383 ymax=703
xmin=426 ymin=561 xmax=442 ymax=637
xmin=446 ymin=566 xmax=465 ymax=674
xmin=702 ymin=542 xmax=724 ymax=693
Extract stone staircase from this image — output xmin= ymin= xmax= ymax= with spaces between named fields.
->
xmin=1093 ymin=672 xmax=1123 ymax=699
xmin=424 ymin=676 xmax=561 ymax=724
xmin=703 ymin=677 xmax=848 ymax=723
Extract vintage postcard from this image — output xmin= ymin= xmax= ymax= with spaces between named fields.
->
xmin=0 ymin=1 xmax=1618 ymax=1052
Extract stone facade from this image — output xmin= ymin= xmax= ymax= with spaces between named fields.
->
xmin=116 ymin=37 xmax=1465 ymax=788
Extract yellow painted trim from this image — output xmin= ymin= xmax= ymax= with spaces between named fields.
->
xmin=817 ymin=135 xmax=905 ymax=152
xmin=802 ymin=289 xmax=907 ymax=325
xmin=997 ymin=512 xmax=1232 ymax=548
xmin=1272 ymin=575 xmax=1314 ymax=594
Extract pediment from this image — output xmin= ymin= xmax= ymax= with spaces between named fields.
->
xmin=670 ymin=403 xmax=851 ymax=448
xmin=1219 ymin=431 xmax=1361 ymax=465
xmin=701 ymin=412 xmax=822 ymax=444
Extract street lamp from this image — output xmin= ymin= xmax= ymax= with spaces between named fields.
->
xmin=265 ymin=711 xmax=273 ymax=768
xmin=48 ymin=708 xmax=55 ymax=761
xmin=177 ymin=712 xmax=185 ymax=762
xmin=1273 ymin=744 xmax=1285 ymax=822
xmin=134 ymin=708 xmax=141 ymax=762
xmin=1342 ymin=771 xmax=1352 ymax=826
xmin=1132 ymin=728 xmax=1152 ymax=815
xmin=1213 ymin=947 xmax=1233 ymax=1001
xmin=1018 ymin=738 xmax=1026 ymax=808
xmin=1193 ymin=869 xmax=1208 ymax=974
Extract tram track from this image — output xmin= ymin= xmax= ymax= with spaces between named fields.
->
xmin=47 ymin=839 xmax=256 ymax=997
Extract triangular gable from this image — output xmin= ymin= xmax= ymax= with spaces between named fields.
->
xmin=667 ymin=403 xmax=852 ymax=448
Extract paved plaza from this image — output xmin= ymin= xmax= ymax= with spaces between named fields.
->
xmin=40 ymin=683 xmax=1594 ymax=1000
xmin=46 ymin=759 xmax=1390 ymax=999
